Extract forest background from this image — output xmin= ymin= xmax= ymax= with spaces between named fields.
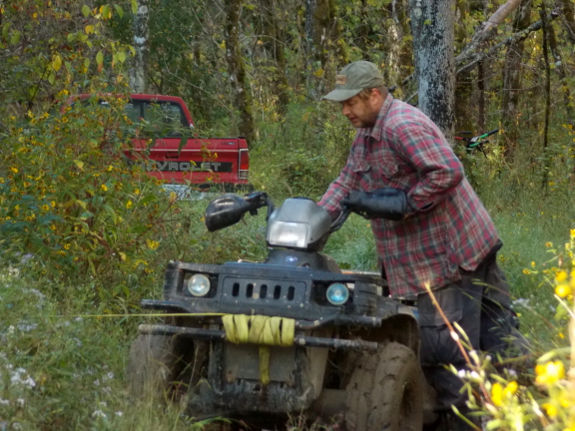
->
xmin=0 ymin=0 xmax=575 ymax=429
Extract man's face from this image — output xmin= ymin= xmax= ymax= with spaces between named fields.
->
xmin=340 ymin=91 xmax=380 ymax=128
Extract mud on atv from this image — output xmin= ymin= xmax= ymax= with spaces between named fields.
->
xmin=126 ymin=191 xmax=431 ymax=430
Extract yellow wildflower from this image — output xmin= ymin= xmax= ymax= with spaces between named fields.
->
xmin=10 ymin=167 xmax=18 ymax=174
xmin=556 ymin=283 xmax=572 ymax=298
xmin=546 ymin=242 xmax=553 ymax=248
xmin=503 ymin=381 xmax=518 ymax=397
xmin=542 ymin=403 xmax=558 ymax=417
xmin=522 ymin=269 xmax=530 ymax=275
xmin=531 ymin=261 xmax=535 ymax=268
xmin=556 ymin=271 xmax=568 ymax=282
xmin=491 ymin=383 xmax=503 ymax=406
xmin=146 ymin=239 xmax=159 ymax=250
xmin=101 ymin=184 xmax=108 ymax=192
xmin=536 ymin=361 xmax=565 ymax=385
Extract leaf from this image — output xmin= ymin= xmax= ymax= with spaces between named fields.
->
xmin=102 ymin=204 xmax=118 ymax=224
xmin=131 ymin=0 xmax=138 ymax=14
xmin=76 ymin=200 xmax=87 ymax=210
xmin=2 ymin=22 xmax=11 ymax=40
xmin=73 ymin=160 xmax=84 ymax=170
xmin=82 ymin=5 xmax=91 ymax=17
xmin=51 ymin=54 xmax=62 ymax=72
xmin=85 ymin=24 xmax=95 ymax=34
xmin=10 ymin=29 xmax=21 ymax=45
xmin=119 ymin=252 xmax=126 ymax=261
xmin=117 ymin=51 xmax=126 ymax=63
xmin=84 ymin=58 xmax=90 ymax=69
xmin=96 ymin=50 xmax=104 ymax=67
xmin=48 ymin=72 xmax=56 ymax=85
xmin=114 ymin=4 xmax=124 ymax=18
xmin=102 ymin=5 xmax=110 ymax=19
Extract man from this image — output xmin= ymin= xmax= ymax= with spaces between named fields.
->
xmin=319 ymin=61 xmax=524 ymax=430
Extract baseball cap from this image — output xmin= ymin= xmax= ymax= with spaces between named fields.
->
xmin=323 ymin=61 xmax=385 ymax=102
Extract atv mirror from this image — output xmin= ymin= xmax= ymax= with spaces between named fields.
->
xmin=205 ymin=194 xmax=253 ymax=232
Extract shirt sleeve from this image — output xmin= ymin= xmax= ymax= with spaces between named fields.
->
xmin=318 ymin=150 xmax=358 ymax=219
xmin=392 ymin=120 xmax=464 ymax=214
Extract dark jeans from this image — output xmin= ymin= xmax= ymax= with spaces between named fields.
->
xmin=417 ymin=244 xmax=528 ymax=411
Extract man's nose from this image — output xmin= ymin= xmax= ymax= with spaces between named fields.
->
xmin=342 ymin=105 xmax=350 ymax=116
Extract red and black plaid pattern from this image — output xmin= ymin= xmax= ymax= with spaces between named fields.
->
xmin=319 ymin=95 xmax=499 ymax=297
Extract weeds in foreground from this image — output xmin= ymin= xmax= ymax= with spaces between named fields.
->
xmin=451 ymin=230 xmax=575 ymax=431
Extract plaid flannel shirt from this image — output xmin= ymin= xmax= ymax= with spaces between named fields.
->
xmin=319 ymin=95 xmax=499 ymax=298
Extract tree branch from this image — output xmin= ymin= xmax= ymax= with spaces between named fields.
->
xmin=457 ymin=10 xmax=560 ymax=75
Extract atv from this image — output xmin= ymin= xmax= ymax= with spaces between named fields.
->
xmin=126 ymin=191 xmax=429 ymax=430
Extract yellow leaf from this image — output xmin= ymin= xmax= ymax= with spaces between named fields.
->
xmin=119 ymin=252 xmax=126 ymax=261
xmin=74 ymin=159 xmax=84 ymax=170
xmin=51 ymin=54 xmax=62 ymax=72
xmin=85 ymin=25 xmax=95 ymax=34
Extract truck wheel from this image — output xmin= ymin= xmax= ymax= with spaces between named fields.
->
xmin=126 ymin=334 xmax=187 ymax=401
xmin=345 ymin=341 xmax=424 ymax=431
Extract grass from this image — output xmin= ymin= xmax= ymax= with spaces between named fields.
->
xmin=1 ymin=145 xmax=574 ymax=429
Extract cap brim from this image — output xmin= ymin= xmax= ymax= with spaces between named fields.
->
xmin=322 ymin=88 xmax=362 ymax=102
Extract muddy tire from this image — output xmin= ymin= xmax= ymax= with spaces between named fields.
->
xmin=345 ymin=341 xmax=424 ymax=431
xmin=126 ymin=334 xmax=185 ymax=401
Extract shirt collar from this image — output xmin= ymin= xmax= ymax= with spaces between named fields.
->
xmin=358 ymin=93 xmax=394 ymax=142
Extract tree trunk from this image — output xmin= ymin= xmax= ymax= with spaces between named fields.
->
xmin=501 ymin=0 xmax=532 ymax=162
xmin=261 ymin=0 xmax=290 ymax=114
xmin=130 ymin=0 xmax=150 ymax=93
xmin=305 ymin=0 xmax=317 ymax=95
xmin=545 ymin=13 xmax=573 ymax=125
xmin=225 ymin=0 xmax=256 ymax=142
xmin=555 ymin=0 xmax=575 ymax=45
xmin=541 ymin=6 xmax=551 ymax=190
xmin=408 ymin=0 xmax=456 ymax=139
xmin=306 ymin=0 xmax=347 ymax=96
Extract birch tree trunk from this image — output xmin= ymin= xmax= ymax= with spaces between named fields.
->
xmin=408 ymin=0 xmax=456 ymax=138
xmin=225 ymin=0 xmax=255 ymax=142
xmin=129 ymin=0 xmax=149 ymax=94
xmin=501 ymin=0 xmax=532 ymax=161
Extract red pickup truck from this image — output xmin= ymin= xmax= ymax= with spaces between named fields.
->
xmin=75 ymin=94 xmax=251 ymax=193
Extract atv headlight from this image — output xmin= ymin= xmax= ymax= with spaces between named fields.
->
xmin=187 ymin=274 xmax=211 ymax=297
xmin=326 ymin=283 xmax=349 ymax=306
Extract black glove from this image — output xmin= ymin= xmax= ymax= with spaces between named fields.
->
xmin=341 ymin=188 xmax=407 ymax=221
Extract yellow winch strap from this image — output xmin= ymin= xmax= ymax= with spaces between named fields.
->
xmin=221 ymin=314 xmax=295 ymax=347
xmin=221 ymin=314 xmax=295 ymax=386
